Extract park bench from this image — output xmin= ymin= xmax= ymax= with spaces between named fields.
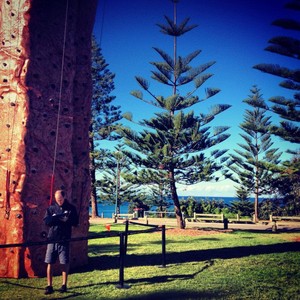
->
xmin=112 ymin=213 xmax=137 ymax=220
xmin=192 ymin=213 xmax=224 ymax=222
xmin=269 ymin=215 xmax=300 ymax=222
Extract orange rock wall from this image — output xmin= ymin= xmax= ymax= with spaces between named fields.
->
xmin=0 ymin=0 xmax=97 ymax=278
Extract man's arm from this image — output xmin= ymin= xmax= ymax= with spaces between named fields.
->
xmin=43 ymin=207 xmax=60 ymax=226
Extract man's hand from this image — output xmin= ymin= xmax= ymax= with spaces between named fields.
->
xmin=59 ymin=211 xmax=70 ymax=222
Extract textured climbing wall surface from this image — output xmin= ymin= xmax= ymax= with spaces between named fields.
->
xmin=0 ymin=0 xmax=97 ymax=278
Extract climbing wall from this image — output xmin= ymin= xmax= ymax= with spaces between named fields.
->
xmin=0 ymin=0 xmax=98 ymax=278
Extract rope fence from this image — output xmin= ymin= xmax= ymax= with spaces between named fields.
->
xmin=0 ymin=220 xmax=167 ymax=289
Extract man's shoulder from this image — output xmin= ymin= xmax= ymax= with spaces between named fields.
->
xmin=48 ymin=203 xmax=59 ymax=211
xmin=64 ymin=201 xmax=77 ymax=211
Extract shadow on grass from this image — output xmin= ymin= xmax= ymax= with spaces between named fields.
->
xmin=121 ymin=290 xmax=224 ymax=300
xmin=1 ymin=281 xmax=85 ymax=299
xmin=166 ymin=237 xmax=221 ymax=243
xmin=78 ymin=241 xmax=300 ymax=272
xmin=76 ymin=260 xmax=213 ymax=286
xmin=88 ymin=243 xmax=119 ymax=254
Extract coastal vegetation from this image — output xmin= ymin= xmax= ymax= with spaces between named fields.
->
xmin=90 ymin=1 xmax=300 ymax=227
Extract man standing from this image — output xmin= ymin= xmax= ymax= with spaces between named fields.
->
xmin=43 ymin=190 xmax=78 ymax=295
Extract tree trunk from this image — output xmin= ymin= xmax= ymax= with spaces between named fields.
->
xmin=254 ymin=154 xmax=259 ymax=223
xmin=254 ymin=188 xmax=259 ymax=223
xmin=89 ymin=135 xmax=99 ymax=218
xmin=169 ymin=171 xmax=185 ymax=229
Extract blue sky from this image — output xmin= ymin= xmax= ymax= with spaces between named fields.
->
xmin=93 ymin=0 xmax=298 ymax=197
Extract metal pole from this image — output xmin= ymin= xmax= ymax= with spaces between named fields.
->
xmin=124 ymin=220 xmax=129 ymax=255
xmin=223 ymin=218 xmax=228 ymax=230
xmin=114 ymin=156 xmax=119 ymax=223
xmin=160 ymin=225 xmax=166 ymax=268
xmin=116 ymin=233 xmax=130 ymax=289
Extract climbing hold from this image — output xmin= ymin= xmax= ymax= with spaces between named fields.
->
xmin=6 ymin=124 xmax=10 ymax=128
xmin=40 ymin=231 xmax=47 ymax=238
xmin=6 ymin=148 xmax=11 ymax=152
xmin=10 ymin=102 xmax=16 ymax=106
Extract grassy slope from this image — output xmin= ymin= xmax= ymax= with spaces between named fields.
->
xmin=0 ymin=223 xmax=299 ymax=299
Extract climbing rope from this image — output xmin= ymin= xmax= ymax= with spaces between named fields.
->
xmin=49 ymin=0 xmax=69 ymax=206
xmin=98 ymin=0 xmax=106 ymax=48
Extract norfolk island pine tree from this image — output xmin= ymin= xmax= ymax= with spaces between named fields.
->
xmin=90 ymin=37 xmax=122 ymax=217
xmin=117 ymin=1 xmax=232 ymax=228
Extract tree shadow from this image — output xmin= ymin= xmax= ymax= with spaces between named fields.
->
xmin=76 ymin=260 xmax=213 ymax=287
xmin=78 ymin=241 xmax=300 ymax=272
xmin=88 ymin=243 xmax=119 ymax=255
xmin=121 ymin=290 xmax=224 ymax=300
xmin=1 ymin=281 xmax=84 ymax=299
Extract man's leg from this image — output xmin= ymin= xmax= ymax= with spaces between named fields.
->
xmin=46 ymin=264 xmax=53 ymax=287
xmin=44 ymin=264 xmax=54 ymax=294
xmin=45 ymin=243 xmax=56 ymax=294
xmin=58 ymin=243 xmax=70 ymax=293
xmin=62 ymin=263 xmax=69 ymax=286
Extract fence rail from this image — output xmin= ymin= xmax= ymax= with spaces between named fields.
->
xmin=270 ymin=215 xmax=300 ymax=222
xmin=144 ymin=211 xmax=176 ymax=218
xmin=193 ymin=213 xmax=224 ymax=222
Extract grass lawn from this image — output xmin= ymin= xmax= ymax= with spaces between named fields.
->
xmin=0 ymin=223 xmax=300 ymax=299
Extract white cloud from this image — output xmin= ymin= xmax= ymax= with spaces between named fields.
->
xmin=177 ymin=180 xmax=236 ymax=197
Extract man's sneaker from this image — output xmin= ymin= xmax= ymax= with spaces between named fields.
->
xmin=44 ymin=286 xmax=54 ymax=295
xmin=58 ymin=284 xmax=67 ymax=293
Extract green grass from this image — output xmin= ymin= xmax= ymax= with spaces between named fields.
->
xmin=0 ymin=223 xmax=300 ymax=299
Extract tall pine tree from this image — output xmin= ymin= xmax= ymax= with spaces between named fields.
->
xmin=119 ymin=1 xmax=231 ymax=228
xmin=228 ymin=86 xmax=282 ymax=222
xmin=90 ymin=36 xmax=122 ymax=217
xmin=253 ymin=0 xmax=300 ymax=143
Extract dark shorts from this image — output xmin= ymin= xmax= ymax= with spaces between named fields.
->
xmin=45 ymin=243 xmax=70 ymax=264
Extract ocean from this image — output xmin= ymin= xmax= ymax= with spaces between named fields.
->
xmin=94 ymin=196 xmax=252 ymax=218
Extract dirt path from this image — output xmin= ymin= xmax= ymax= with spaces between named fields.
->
xmin=89 ymin=217 xmax=300 ymax=232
